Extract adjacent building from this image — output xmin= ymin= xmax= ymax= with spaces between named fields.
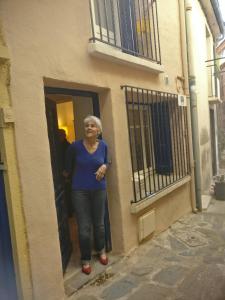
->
xmin=216 ymin=39 xmax=225 ymax=169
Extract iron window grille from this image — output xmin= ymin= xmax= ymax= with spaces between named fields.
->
xmin=89 ymin=0 xmax=161 ymax=64
xmin=123 ymin=85 xmax=191 ymax=203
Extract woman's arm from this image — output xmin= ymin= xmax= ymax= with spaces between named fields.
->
xmin=95 ymin=142 xmax=108 ymax=181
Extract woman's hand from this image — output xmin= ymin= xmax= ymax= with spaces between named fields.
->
xmin=95 ymin=164 xmax=107 ymax=181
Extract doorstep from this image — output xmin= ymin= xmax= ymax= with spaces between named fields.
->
xmin=64 ymin=254 xmax=120 ymax=298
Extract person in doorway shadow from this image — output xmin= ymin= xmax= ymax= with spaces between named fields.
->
xmin=58 ymin=129 xmax=73 ymax=217
xmin=63 ymin=116 xmax=109 ymax=275
xmin=58 ymin=129 xmax=70 ymax=160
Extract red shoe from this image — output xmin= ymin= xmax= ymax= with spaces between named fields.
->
xmin=82 ymin=264 xmax=91 ymax=275
xmin=99 ymin=254 xmax=108 ymax=265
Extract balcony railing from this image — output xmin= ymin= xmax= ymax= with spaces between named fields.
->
xmin=89 ymin=0 xmax=161 ymax=64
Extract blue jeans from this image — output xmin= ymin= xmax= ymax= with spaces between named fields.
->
xmin=72 ymin=190 xmax=106 ymax=262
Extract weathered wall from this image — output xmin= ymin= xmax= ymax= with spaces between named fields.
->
xmin=192 ymin=0 xmax=213 ymax=193
xmin=217 ymin=43 xmax=225 ymax=168
xmin=0 ymin=0 xmax=192 ymax=298
xmin=154 ymin=183 xmax=191 ymax=233
xmin=0 ymin=24 xmax=32 ymax=300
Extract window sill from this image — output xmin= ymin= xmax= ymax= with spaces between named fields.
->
xmin=130 ymin=175 xmax=191 ymax=214
xmin=208 ymin=96 xmax=222 ymax=104
xmin=88 ymin=41 xmax=164 ymax=74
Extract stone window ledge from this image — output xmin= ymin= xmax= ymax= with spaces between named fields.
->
xmin=88 ymin=41 xmax=164 ymax=74
xmin=131 ymin=176 xmax=191 ymax=214
xmin=208 ymin=96 xmax=222 ymax=104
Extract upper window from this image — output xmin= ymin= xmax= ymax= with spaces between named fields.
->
xmin=92 ymin=0 xmax=117 ymax=44
xmin=90 ymin=0 xmax=161 ymax=63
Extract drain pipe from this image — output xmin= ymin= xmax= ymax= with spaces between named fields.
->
xmin=178 ymin=0 xmax=197 ymax=212
xmin=184 ymin=0 xmax=202 ymax=211
xmin=213 ymin=45 xmax=220 ymax=175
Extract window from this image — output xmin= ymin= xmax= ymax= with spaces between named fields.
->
xmin=128 ymin=105 xmax=153 ymax=174
xmin=124 ymin=86 xmax=190 ymax=202
xmin=90 ymin=0 xmax=161 ymax=63
xmin=91 ymin=0 xmax=119 ymax=44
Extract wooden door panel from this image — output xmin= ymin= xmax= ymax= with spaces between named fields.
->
xmin=0 ymin=170 xmax=17 ymax=299
xmin=45 ymin=98 xmax=72 ymax=272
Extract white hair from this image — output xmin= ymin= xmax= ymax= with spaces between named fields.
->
xmin=84 ymin=115 xmax=102 ymax=133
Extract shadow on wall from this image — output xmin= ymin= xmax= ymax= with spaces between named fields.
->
xmin=200 ymin=127 xmax=211 ymax=192
xmin=201 ymin=146 xmax=211 ymax=193
xmin=200 ymin=128 xmax=209 ymax=146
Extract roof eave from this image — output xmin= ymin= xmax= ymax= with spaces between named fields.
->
xmin=199 ymin=0 xmax=224 ymax=38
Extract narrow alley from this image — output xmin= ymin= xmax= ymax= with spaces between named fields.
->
xmin=69 ymin=199 xmax=225 ymax=300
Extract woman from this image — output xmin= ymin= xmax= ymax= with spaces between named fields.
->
xmin=64 ymin=115 xmax=108 ymax=275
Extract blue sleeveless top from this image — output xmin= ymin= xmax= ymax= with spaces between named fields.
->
xmin=65 ymin=139 xmax=108 ymax=190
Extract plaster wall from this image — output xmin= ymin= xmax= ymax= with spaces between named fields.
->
xmin=0 ymin=0 xmax=192 ymax=298
xmin=73 ymin=96 xmax=93 ymax=141
xmin=0 ymin=26 xmax=32 ymax=300
xmin=154 ymin=183 xmax=191 ymax=233
xmin=191 ymin=0 xmax=213 ymax=193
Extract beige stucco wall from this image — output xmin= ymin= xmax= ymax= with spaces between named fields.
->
xmin=191 ymin=0 xmax=213 ymax=193
xmin=0 ymin=0 xmax=193 ymax=298
xmin=0 ymin=25 xmax=32 ymax=300
xmin=73 ymin=96 xmax=93 ymax=140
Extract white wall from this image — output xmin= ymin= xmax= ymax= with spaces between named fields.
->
xmin=192 ymin=0 xmax=213 ymax=193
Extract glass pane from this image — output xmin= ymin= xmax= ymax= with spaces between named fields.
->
xmin=130 ymin=127 xmax=144 ymax=171
xmin=94 ymin=0 xmax=114 ymax=31
xmin=128 ymin=105 xmax=140 ymax=127
xmin=136 ymin=127 xmax=144 ymax=170
xmin=144 ymin=125 xmax=152 ymax=168
xmin=133 ymin=109 xmax=140 ymax=125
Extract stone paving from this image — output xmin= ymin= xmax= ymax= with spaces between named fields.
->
xmin=68 ymin=199 xmax=225 ymax=300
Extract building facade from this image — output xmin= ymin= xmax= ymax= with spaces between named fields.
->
xmin=0 ymin=0 xmax=223 ymax=299
xmin=188 ymin=0 xmax=223 ymax=201
xmin=216 ymin=39 xmax=225 ymax=169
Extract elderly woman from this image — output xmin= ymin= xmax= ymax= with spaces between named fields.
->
xmin=64 ymin=115 xmax=108 ymax=275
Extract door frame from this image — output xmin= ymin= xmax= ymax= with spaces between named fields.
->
xmin=44 ymin=87 xmax=100 ymax=116
xmin=44 ymin=86 xmax=112 ymax=254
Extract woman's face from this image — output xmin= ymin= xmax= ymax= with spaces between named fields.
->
xmin=84 ymin=121 xmax=100 ymax=139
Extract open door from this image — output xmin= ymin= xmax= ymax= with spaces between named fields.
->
xmin=45 ymin=98 xmax=72 ymax=272
xmin=0 ymin=164 xmax=18 ymax=299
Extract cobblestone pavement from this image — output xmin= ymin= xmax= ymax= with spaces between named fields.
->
xmin=68 ymin=199 xmax=225 ymax=300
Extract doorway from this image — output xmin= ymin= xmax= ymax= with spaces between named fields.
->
xmin=0 ymin=159 xmax=18 ymax=300
xmin=44 ymin=87 xmax=111 ymax=278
